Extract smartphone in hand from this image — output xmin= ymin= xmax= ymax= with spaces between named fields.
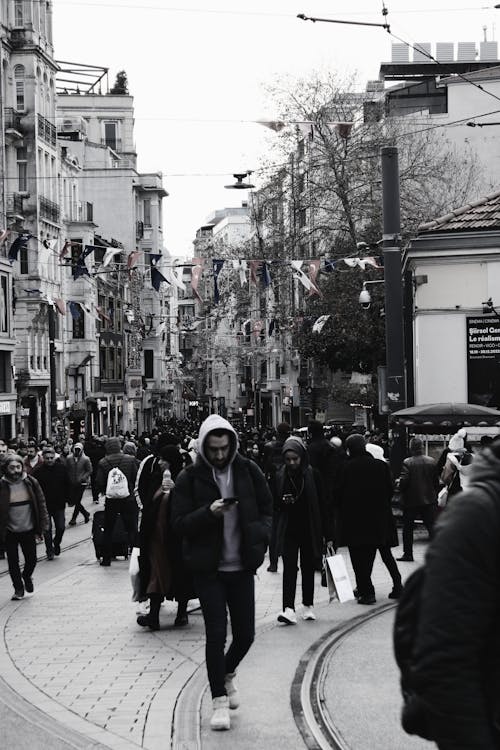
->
xmin=222 ymin=497 xmax=238 ymax=505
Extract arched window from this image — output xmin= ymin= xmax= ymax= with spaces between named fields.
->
xmin=14 ymin=65 xmax=25 ymax=111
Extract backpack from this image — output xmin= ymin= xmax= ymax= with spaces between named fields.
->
xmin=393 ymin=566 xmax=435 ymax=740
xmin=105 ymin=462 xmax=129 ymax=499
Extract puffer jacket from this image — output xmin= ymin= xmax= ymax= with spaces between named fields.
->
xmin=411 ymin=446 xmax=500 ymax=749
xmin=171 ymin=415 xmax=273 ymax=574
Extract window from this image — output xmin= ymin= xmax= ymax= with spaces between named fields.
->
xmin=143 ymin=199 xmax=151 ymax=226
xmin=14 ymin=0 xmax=23 ymax=25
xmin=14 ymin=65 xmax=25 ymax=112
xmin=104 ymin=122 xmax=117 ymax=150
xmin=117 ymin=348 xmax=123 ymax=380
xmin=17 ymin=147 xmax=27 ymax=192
xmin=20 ymin=246 xmax=28 ymax=274
xmin=0 ymin=352 xmax=8 ymax=391
xmin=144 ymin=349 xmax=154 ymax=379
xmin=72 ymin=306 xmax=85 ymax=339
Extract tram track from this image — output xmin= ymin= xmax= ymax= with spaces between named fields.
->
xmin=293 ymin=601 xmax=396 ymax=750
xmin=0 ymin=533 xmax=93 ymax=578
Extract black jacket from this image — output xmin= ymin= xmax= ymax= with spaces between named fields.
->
xmin=411 ymin=447 xmax=500 ymax=749
xmin=273 ymin=464 xmax=327 ymax=558
xmin=171 ymin=453 xmax=273 ymax=574
xmin=399 ymin=454 xmax=439 ymax=508
xmin=336 ymin=452 xmax=395 ymax=546
xmin=32 ymin=461 xmax=71 ymax=511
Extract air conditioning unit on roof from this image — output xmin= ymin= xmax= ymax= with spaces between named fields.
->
xmin=56 ymin=117 xmax=87 ymax=139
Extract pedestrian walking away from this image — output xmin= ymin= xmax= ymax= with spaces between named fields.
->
xmin=33 ymin=446 xmax=71 ymax=558
xmin=397 ymin=436 xmax=439 ymax=562
xmin=135 ymin=441 xmax=193 ymax=629
xmin=273 ymin=436 xmax=328 ymax=625
xmin=171 ymin=414 xmax=273 ymax=732
xmin=337 ymin=433 xmax=398 ymax=604
xmin=262 ymin=421 xmax=291 ymax=572
xmin=0 ymin=454 xmax=49 ymax=599
xmin=96 ymin=437 xmax=139 ymax=566
xmin=63 ymin=442 xmax=92 ymax=526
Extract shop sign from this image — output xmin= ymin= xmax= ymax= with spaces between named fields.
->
xmin=0 ymin=400 xmax=15 ymax=415
xmin=466 ymin=317 xmax=500 ymax=406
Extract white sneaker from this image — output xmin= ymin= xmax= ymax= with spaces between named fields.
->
xmin=277 ymin=607 xmax=297 ymax=625
xmin=210 ymin=696 xmax=230 ymax=730
xmin=224 ymin=672 xmax=239 ymax=709
xmin=302 ymin=606 xmax=316 ymax=621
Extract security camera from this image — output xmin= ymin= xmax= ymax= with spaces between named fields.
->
xmin=359 ymin=287 xmax=371 ymax=309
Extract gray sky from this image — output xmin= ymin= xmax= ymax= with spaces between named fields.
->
xmin=53 ymin=1 xmax=500 ymax=256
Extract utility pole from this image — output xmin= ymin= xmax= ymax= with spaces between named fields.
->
xmin=381 ymin=146 xmax=407 ymax=474
xmin=48 ymin=303 xmax=57 ymax=437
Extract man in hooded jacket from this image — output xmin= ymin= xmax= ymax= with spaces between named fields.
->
xmin=64 ymin=442 xmax=92 ymax=526
xmin=171 ymin=415 xmax=272 ymax=732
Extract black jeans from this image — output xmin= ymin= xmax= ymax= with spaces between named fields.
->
xmin=377 ymin=545 xmax=402 ymax=587
xmin=194 ymin=570 xmax=255 ymax=699
xmin=402 ymin=505 xmax=436 ymax=558
xmin=44 ymin=509 xmax=66 ymax=555
xmin=348 ymin=545 xmax=377 ymax=598
xmin=5 ymin=529 xmax=37 ymax=592
xmin=70 ymin=485 xmax=89 ymax=522
xmin=282 ymin=531 xmax=315 ymax=610
xmin=102 ymin=497 xmax=137 ymax=561
xmin=268 ymin=510 xmax=279 ymax=568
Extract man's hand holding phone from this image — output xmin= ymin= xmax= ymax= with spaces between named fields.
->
xmin=210 ymin=497 xmax=238 ymax=516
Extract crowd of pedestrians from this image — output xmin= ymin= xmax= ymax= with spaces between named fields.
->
xmin=0 ymin=415 xmax=493 ymax=735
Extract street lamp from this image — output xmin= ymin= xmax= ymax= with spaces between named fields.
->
xmin=224 ymin=172 xmax=255 ymax=190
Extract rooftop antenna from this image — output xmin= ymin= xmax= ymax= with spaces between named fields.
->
xmin=483 ymin=24 xmax=488 ymax=42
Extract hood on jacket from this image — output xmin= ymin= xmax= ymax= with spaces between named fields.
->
xmin=282 ymin=436 xmax=308 ymax=467
xmin=73 ymin=442 xmax=84 ymax=453
xmin=197 ymin=414 xmax=238 ymax=468
xmin=123 ymin=441 xmax=137 ymax=456
xmin=105 ymin=437 xmax=122 ymax=455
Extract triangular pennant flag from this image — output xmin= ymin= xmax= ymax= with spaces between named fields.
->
xmin=213 ymin=259 xmax=225 ymax=304
xmin=54 ymin=298 xmax=67 ymax=316
xmin=232 ymin=259 xmax=248 ymax=287
xmin=306 ymin=259 xmax=321 ymax=297
xmin=191 ymin=257 xmax=205 ymax=304
xmin=59 ymin=239 xmax=72 ymax=260
xmin=268 ymin=319 xmax=275 ymax=336
xmin=102 ymin=246 xmax=122 ymax=267
xmin=96 ymin=306 xmax=111 ymax=323
xmin=151 ymin=266 xmax=169 ymax=292
xmin=0 ymin=229 xmax=10 ymax=246
xmin=343 ymin=258 xmax=359 ymax=268
xmin=8 ymin=232 xmax=31 ymax=263
xmin=261 ymin=261 xmax=272 ymax=288
xmin=323 ymin=259 xmax=337 ymax=273
xmin=68 ymin=301 xmax=82 ymax=320
xmin=127 ymin=249 xmax=140 ymax=271
xmin=249 ymin=260 xmax=260 ymax=284
xmin=290 ymin=260 xmax=314 ymax=292
xmin=166 ymin=266 xmax=186 ymax=292
xmin=255 ymin=119 xmax=286 ymax=132
xmin=312 ymin=315 xmax=330 ymax=334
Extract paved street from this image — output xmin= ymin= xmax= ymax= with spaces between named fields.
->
xmin=0 ymin=493 xmax=430 ymax=749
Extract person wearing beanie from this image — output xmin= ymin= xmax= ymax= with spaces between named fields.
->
xmin=337 ymin=433 xmax=395 ymax=604
xmin=262 ymin=422 xmax=291 ymax=572
xmin=0 ymin=454 xmax=49 ymax=599
xmin=397 ymin=436 xmax=439 ymax=562
xmin=95 ymin=436 xmax=139 ymax=566
xmin=63 ymin=442 xmax=92 ymax=526
xmin=440 ymin=429 xmax=474 ymax=499
xmin=171 ymin=414 xmax=272 ymax=732
xmin=273 ymin=436 xmax=328 ymax=625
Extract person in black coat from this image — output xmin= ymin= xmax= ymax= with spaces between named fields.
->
xmin=33 ymin=446 xmax=71 ymax=559
xmin=274 ymin=436 xmax=328 ymax=624
xmin=135 ymin=443 xmax=192 ymax=630
xmin=171 ymin=414 xmax=272 ymax=732
xmin=409 ymin=441 xmax=500 ymax=749
xmin=337 ymin=433 xmax=395 ymax=604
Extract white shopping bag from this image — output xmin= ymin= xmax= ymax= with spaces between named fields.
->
xmin=326 ymin=553 xmax=355 ymax=603
xmin=129 ymin=547 xmax=141 ymax=602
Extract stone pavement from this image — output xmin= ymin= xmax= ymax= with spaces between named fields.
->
xmin=0 ymin=496 xmax=430 ymax=749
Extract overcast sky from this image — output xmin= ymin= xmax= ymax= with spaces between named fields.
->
xmin=52 ymin=0 xmax=500 ymax=256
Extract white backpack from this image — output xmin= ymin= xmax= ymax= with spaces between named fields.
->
xmin=105 ymin=463 xmax=129 ymax=499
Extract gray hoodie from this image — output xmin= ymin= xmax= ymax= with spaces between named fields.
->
xmin=197 ymin=414 xmax=241 ymax=572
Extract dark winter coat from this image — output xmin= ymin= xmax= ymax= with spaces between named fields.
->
xmin=171 ymin=453 xmax=273 ymax=574
xmin=136 ymin=453 xmax=193 ymax=601
xmin=273 ymin=463 xmax=326 ymax=559
xmin=96 ymin=451 xmax=138 ymax=500
xmin=398 ymin=454 xmax=440 ymax=508
xmin=410 ymin=447 xmax=500 ymax=749
xmin=32 ymin=461 xmax=71 ymax=511
xmin=0 ymin=474 xmax=49 ymax=541
xmin=336 ymin=452 xmax=395 ymax=547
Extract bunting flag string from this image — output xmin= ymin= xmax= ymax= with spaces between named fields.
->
xmin=312 ymin=315 xmax=331 ymax=334
xmin=191 ymin=257 xmax=205 ymax=304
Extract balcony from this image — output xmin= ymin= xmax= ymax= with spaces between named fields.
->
xmin=6 ymin=193 xmax=26 ymax=220
xmin=37 ymin=113 xmax=56 ymax=147
xmin=4 ymin=108 xmax=23 ymax=141
xmin=102 ymin=138 xmax=122 ymax=152
xmin=68 ymin=201 xmax=94 ymax=224
xmin=39 ymin=195 xmax=60 ymax=224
